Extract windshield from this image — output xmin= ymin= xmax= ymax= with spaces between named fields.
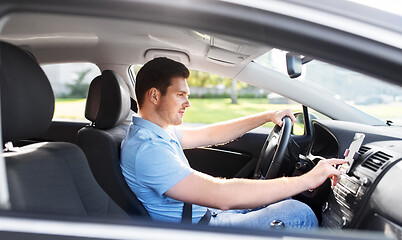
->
xmin=255 ymin=49 xmax=402 ymax=126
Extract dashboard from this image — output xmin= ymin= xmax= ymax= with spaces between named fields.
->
xmin=302 ymin=120 xmax=402 ymax=239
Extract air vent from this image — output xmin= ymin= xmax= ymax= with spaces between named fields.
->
xmin=358 ymin=146 xmax=371 ymax=156
xmin=362 ymin=151 xmax=392 ymax=172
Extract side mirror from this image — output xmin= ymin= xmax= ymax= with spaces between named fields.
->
xmin=286 ymin=53 xmax=313 ymax=79
xmin=293 ymin=111 xmax=318 ymax=135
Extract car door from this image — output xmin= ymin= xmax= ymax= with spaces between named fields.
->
xmin=185 ymin=132 xmax=267 ymax=178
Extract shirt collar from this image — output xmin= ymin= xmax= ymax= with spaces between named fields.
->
xmin=132 ymin=116 xmax=175 ymax=142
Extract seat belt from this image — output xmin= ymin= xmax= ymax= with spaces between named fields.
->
xmin=181 ymin=202 xmax=192 ymax=223
xmin=182 ymin=203 xmax=212 ymax=224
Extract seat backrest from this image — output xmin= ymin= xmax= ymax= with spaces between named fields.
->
xmin=0 ymin=41 xmax=128 ymax=219
xmin=77 ymin=70 xmax=150 ymax=218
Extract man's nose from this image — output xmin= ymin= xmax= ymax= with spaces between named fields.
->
xmin=184 ymin=98 xmax=191 ymax=108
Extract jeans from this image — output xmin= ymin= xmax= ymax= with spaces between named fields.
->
xmin=208 ymin=199 xmax=318 ymax=230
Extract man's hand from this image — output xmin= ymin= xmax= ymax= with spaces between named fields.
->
xmin=269 ymin=109 xmax=296 ymax=127
xmin=301 ymin=158 xmax=348 ymax=190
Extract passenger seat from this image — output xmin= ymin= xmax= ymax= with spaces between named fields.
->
xmin=1 ymin=41 xmax=128 ymax=219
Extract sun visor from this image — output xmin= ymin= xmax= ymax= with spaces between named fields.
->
xmin=207 ymin=46 xmax=248 ymax=66
xmin=144 ymin=49 xmax=190 ymax=65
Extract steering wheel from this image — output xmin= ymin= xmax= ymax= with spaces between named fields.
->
xmin=253 ymin=116 xmax=292 ymax=179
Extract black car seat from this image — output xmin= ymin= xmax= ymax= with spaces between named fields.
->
xmin=77 ymin=70 xmax=150 ymax=219
xmin=0 ymin=41 xmax=128 ymax=219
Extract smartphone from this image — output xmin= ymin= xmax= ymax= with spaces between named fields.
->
xmin=339 ymin=133 xmax=365 ymax=174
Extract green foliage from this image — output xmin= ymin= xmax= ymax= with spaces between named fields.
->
xmin=238 ymin=93 xmax=267 ymax=98
xmin=62 ymin=68 xmax=91 ymax=98
xmin=183 ymin=98 xmax=302 ymax=126
xmin=130 ymin=66 xmax=248 ymax=100
xmin=189 ymin=93 xmax=267 ymax=99
xmin=189 ymin=93 xmax=230 ymax=98
xmin=54 ymin=97 xmax=401 ymax=126
xmin=187 ymin=70 xmax=247 ymax=89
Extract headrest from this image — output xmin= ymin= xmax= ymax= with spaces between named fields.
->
xmin=1 ymin=41 xmax=54 ymax=143
xmin=85 ymin=70 xmax=131 ymax=129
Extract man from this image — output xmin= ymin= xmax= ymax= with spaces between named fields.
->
xmin=121 ymin=57 xmax=345 ymax=229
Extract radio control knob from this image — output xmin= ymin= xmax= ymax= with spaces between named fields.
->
xmin=362 ymin=177 xmax=371 ymax=186
xmin=341 ymin=217 xmax=348 ymax=227
xmin=322 ymin=202 xmax=329 ymax=212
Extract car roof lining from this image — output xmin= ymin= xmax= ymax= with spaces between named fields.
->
xmin=0 ymin=0 xmax=400 ymax=86
xmin=0 ymin=12 xmax=270 ymax=79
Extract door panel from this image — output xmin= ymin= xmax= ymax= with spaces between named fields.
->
xmin=185 ymin=147 xmax=252 ymax=178
xmin=185 ymin=132 xmax=267 ymax=178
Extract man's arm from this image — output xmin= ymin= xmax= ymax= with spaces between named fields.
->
xmin=181 ymin=109 xmax=296 ymax=149
xmin=165 ymin=159 xmax=346 ymax=210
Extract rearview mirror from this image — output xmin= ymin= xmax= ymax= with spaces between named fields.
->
xmin=286 ymin=53 xmax=313 ymax=79
xmin=286 ymin=53 xmax=302 ymax=78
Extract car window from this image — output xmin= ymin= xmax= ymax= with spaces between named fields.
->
xmin=130 ymin=65 xmax=315 ymax=134
xmin=41 ymin=63 xmax=101 ymax=121
xmin=255 ymin=49 xmax=402 ymax=126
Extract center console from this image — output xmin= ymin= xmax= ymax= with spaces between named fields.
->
xmin=320 ymin=144 xmax=394 ymax=229
xmin=321 ymin=173 xmax=370 ymax=228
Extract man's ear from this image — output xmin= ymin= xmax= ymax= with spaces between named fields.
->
xmin=148 ymin=87 xmax=160 ymax=105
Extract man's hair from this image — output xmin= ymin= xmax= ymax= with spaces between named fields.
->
xmin=135 ymin=57 xmax=190 ymax=109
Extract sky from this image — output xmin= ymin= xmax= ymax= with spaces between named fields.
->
xmin=349 ymin=0 xmax=402 ymax=16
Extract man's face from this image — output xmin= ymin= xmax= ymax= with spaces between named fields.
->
xmin=155 ymin=76 xmax=191 ymax=127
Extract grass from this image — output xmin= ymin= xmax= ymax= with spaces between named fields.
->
xmin=54 ymin=98 xmax=301 ymax=124
xmin=353 ymin=103 xmax=402 ymax=123
xmin=54 ymin=98 xmax=402 ymax=126
xmin=54 ymin=99 xmax=86 ymax=120
xmin=184 ymin=98 xmax=302 ymax=128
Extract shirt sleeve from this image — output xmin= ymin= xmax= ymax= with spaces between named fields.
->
xmin=135 ymin=139 xmax=192 ymax=196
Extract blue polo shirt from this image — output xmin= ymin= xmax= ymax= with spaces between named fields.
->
xmin=120 ymin=116 xmax=208 ymax=223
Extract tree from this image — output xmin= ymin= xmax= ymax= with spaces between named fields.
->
xmin=231 ymin=79 xmax=238 ymax=104
xmin=64 ymin=69 xmax=91 ymax=98
xmin=187 ymin=70 xmax=221 ymax=87
xmin=187 ymin=70 xmax=247 ymax=103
